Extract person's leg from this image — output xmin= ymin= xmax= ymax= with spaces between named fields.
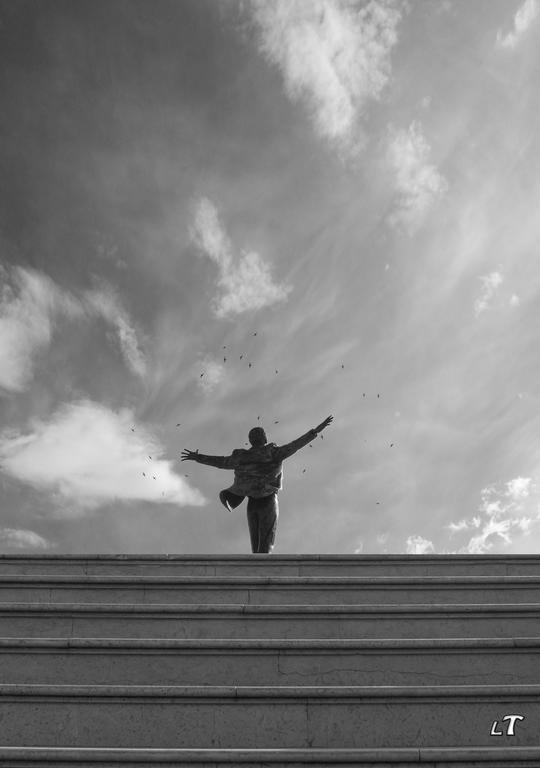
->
xmin=248 ymin=494 xmax=278 ymax=553
xmin=219 ymin=489 xmax=245 ymax=512
xmin=258 ymin=493 xmax=279 ymax=553
xmin=246 ymin=504 xmax=259 ymax=553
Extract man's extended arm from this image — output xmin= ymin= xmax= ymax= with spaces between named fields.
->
xmin=180 ymin=449 xmax=238 ymax=470
xmin=276 ymin=415 xmax=333 ymax=461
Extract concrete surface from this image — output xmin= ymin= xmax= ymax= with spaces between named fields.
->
xmin=0 ymin=554 xmax=538 ymax=764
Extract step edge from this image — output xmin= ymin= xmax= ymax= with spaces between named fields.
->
xmin=3 ymin=576 xmax=540 ymax=585
xmin=1 ymin=602 xmax=540 ymax=614
xmin=2 ymin=553 xmax=540 ymax=561
xmin=2 ymin=683 xmax=540 ymax=698
xmin=1 ymin=637 xmax=536 ymax=650
xmin=1 ymin=746 xmax=540 ymax=759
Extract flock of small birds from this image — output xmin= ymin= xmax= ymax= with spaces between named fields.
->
xmin=132 ymin=330 xmax=393 ymax=500
xmin=201 ymin=331 xmax=277 ymax=379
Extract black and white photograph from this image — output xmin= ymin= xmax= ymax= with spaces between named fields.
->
xmin=0 ymin=0 xmax=539 ymax=762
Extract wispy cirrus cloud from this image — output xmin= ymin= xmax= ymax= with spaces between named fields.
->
xmin=387 ymin=121 xmax=448 ymax=234
xmin=0 ymin=399 xmax=205 ymax=515
xmin=248 ymin=0 xmax=404 ymax=156
xmin=0 ymin=264 xmax=147 ymax=394
xmin=496 ymin=0 xmax=538 ymax=50
xmin=190 ymin=197 xmax=292 ymax=318
xmin=0 ymin=527 xmax=53 ymax=551
xmin=84 ymin=281 xmax=148 ymax=378
xmin=447 ymin=476 xmax=540 ymax=553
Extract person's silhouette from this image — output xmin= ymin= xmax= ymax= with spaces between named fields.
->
xmin=181 ymin=415 xmax=333 ymax=553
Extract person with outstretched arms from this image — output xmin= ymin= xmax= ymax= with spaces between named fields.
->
xmin=181 ymin=415 xmax=333 ymax=553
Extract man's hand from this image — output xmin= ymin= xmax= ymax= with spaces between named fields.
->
xmin=315 ymin=415 xmax=333 ymax=433
xmin=181 ymin=449 xmax=200 ymax=462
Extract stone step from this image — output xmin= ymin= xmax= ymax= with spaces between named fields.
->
xmin=1 ymin=554 xmax=540 ymax=577
xmin=0 ymin=637 xmax=538 ymax=686
xmin=1 ymin=602 xmax=539 ymax=639
xmin=0 ymin=684 xmax=537 ymax=748
xmin=1 ymin=746 xmax=540 ymax=767
xmin=1 ymin=575 xmax=540 ymax=604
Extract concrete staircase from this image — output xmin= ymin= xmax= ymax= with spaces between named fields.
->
xmin=0 ymin=554 xmax=539 ymax=766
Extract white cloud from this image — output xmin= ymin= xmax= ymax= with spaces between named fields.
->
xmin=405 ymin=534 xmax=435 ymax=554
xmin=0 ymin=265 xmax=81 ymax=393
xmin=0 ymin=399 xmax=205 ymax=515
xmin=496 ymin=0 xmax=538 ymax=49
xmin=474 ymin=270 xmax=503 ymax=317
xmin=464 ymin=517 xmax=512 ymax=554
xmin=190 ymin=197 xmax=292 ymax=318
xmin=506 ymin=476 xmax=533 ymax=500
xmin=387 ymin=121 xmax=448 ymax=234
xmin=0 ymin=528 xmax=53 ymax=551
xmin=447 ymin=518 xmax=472 ymax=533
xmin=0 ymin=265 xmax=147 ymax=394
xmin=448 ymin=476 xmax=540 ymax=554
xmin=248 ymin=0 xmax=403 ymax=155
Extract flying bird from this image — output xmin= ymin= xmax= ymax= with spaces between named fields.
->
xmin=240 ymin=355 xmax=243 ymax=360
xmin=320 ymin=434 xmax=324 ymax=439
xmin=200 ymin=373 xmax=204 ymax=377
xmin=253 ymin=332 xmax=257 ymax=336
xmin=223 ymin=346 xmax=226 ymax=349
xmin=153 ymin=476 xmax=156 ymax=480
xmin=257 ymin=416 xmax=260 ymax=420
xmin=248 ymin=363 xmax=252 ymax=368
xmin=302 ymin=469 xmax=306 ymax=473
xmin=176 ymin=424 xmax=181 ymax=427
xmin=275 ymin=370 xmax=278 ymax=374
xmin=274 ymin=420 xmax=279 ymax=424
xmin=143 ymin=473 xmax=146 ymax=477
xmin=377 ymin=394 xmax=380 ymax=398
xmin=149 ymin=456 xmax=152 ymax=459
xmin=223 ymin=357 xmax=226 ymax=362
xmin=390 ymin=443 xmax=394 ymax=447
xmin=131 ymin=428 xmax=135 ymax=432
xmin=342 ymin=364 xmax=344 ymax=369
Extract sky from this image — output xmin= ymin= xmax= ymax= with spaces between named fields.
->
xmin=1 ymin=0 xmax=540 ymax=555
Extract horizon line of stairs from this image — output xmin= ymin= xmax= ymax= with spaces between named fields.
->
xmin=0 ymin=553 xmax=539 ymax=766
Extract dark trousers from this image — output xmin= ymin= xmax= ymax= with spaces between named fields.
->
xmin=219 ymin=489 xmax=279 ymax=554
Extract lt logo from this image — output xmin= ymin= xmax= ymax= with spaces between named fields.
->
xmin=490 ymin=715 xmax=525 ymax=736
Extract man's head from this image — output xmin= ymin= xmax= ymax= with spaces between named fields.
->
xmin=248 ymin=427 xmax=267 ymax=447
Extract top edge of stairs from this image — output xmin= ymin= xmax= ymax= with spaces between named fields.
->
xmin=1 ymin=554 xmax=540 ymax=562
xmin=3 ymin=745 xmax=540 ymax=762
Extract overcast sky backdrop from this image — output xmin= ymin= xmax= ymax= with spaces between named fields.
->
xmin=1 ymin=0 xmax=540 ymax=555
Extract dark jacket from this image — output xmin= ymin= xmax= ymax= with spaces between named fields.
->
xmin=195 ymin=428 xmax=318 ymax=498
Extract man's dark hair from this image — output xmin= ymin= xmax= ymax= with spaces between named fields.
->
xmin=248 ymin=427 xmax=267 ymax=447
